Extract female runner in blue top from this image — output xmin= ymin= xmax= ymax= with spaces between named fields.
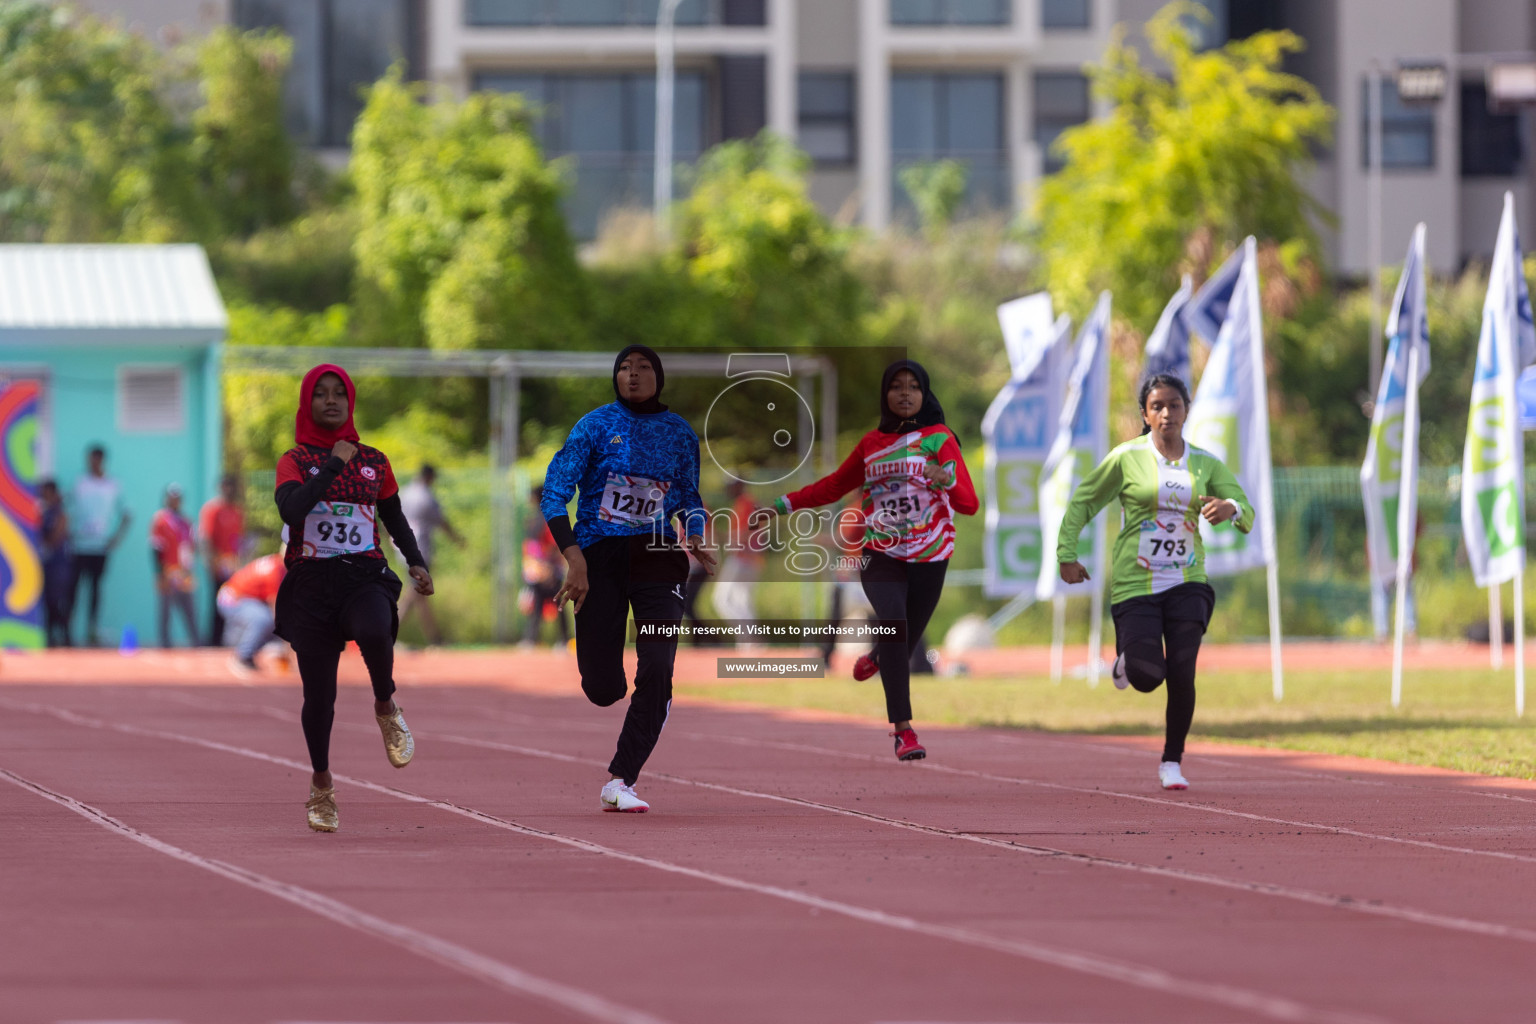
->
xmin=543 ymin=345 xmax=715 ymax=812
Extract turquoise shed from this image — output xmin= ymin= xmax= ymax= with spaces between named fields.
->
xmin=0 ymin=245 xmax=226 ymax=647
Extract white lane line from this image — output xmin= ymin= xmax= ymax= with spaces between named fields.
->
xmin=117 ymin=683 xmax=1536 ymax=810
xmin=0 ymin=767 xmax=668 ymax=1024
xmin=978 ymin=730 xmax=1536 ymax=807
xmin=3 ymin=698 xmax=1386 ymax=1024
xmin=422 ymin=731 xmax=1536 ymax=946
xmin=664 ymin=728 xmax=1536 ymax=866
xmin=114 ymin=690 xmax=1536 ymax=943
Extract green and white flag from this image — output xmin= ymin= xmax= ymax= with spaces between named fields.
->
xmin=1362 ymin=224 xmax=1429 ymax=588
xmin=1036 ymin=292 xmax=1111 ymax=602
xmin=983 ymin=293 xmax=1071 ymax=598
xmin=1184 ymin=238 xmax=1276 ymax=576
xmin=1463 ymin=193 xmax=1536 ymax=588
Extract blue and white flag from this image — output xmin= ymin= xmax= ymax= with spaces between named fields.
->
xmin=1361 ymin=225 xmax=1429 ymax=588
xmin=1184 ymin=238 xmax=1276 ymax=577
xmin=1181 ymin=249 xmax=1244 ymax=347
xmin=1463 ymin=192 xmax=1536 ymax=587
xmin=1141 ymin=275 xmax=1194 ymax=384
xmin=984 ymin=293 xmax=1072 ymax=598
xmin=1036 ymin=292 xmax=1111 ymax=601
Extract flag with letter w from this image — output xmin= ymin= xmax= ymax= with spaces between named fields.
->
xmin=1463 ymin=192 xmax=1536 ymax=587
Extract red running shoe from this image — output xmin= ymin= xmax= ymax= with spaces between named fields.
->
xmin=891 ymin=728 xmax=926 ymax=761
xmin=853 ymin=652 xmax=879 ymax=681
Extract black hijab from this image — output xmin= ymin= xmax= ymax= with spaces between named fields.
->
xmin=878 ymin=359 xmax=955 ymax=444
xmin=613 ymin=344 xmax=666 ymax=415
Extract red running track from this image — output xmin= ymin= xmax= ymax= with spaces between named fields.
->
xmin=3 ymin=674 xmax=1536 ymax=1024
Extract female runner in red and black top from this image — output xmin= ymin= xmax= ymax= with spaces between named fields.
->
xmin=274 ymin=364 xmax=433 ymax=832
xmin=758 ymin=360 xmax=978 ymax=761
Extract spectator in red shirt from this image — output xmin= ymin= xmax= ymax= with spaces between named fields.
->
xmin=200 ymin=474 xmax=246 ymax=645
xmin=220 ymin=550 xmax=287 ymax=675
xmin=150 ymin=484 xmax=197 ymax=647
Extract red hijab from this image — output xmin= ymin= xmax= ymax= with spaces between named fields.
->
xmin=295 ymin=364 xmax=360 ymax=448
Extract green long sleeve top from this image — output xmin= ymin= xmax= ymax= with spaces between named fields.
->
xmin=1057 ymin=434 xmax=1254 ymax=603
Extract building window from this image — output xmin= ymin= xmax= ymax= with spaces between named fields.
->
xmin=890 ymin=0 xmax=1010 ymax=27
xmin=118 ymin=367 xmax=185 ymax=434
xmin=1033 ymin=72 xmax=1090 ymax=175
xmin=465 ymin=0 xmax=720 ymax=27
xmin=1361 ymin=79 xmax=1436 ymax=170
xmin=1183 ymin=0 xmax=1228 ymax=49
xmin=891 ymin=73 xmax=1009 ymax=212
xmin=799 ymin=73 xmax=856 ymax=166
xmin=1040 ymin=0 xmax=1089 ymax=29
xmin=477 ymin=71 xmax=707 ymax=238
xmin=1461 ymin=82 xmax=1522 ymax=178
xmin=234 ymin=0 xmax=415 ymax=148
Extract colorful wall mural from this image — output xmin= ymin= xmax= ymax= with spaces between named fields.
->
xmin=0 ymin=379 xmax=42 ymax=648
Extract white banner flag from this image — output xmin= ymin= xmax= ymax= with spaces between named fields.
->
xmin=1142 ymin=275 xmax=1194 ymax=383
xmin=1362 ymin=224 xmax=1429 ymax=587
xmin=1184 ymin=238 xmax=1276 ymax=576
xmin=984 ymin=296 xmax=1072 ymax=598
xmin=1463 ymin=192 xmax=1536 ymax=588
xmin=1036 ymin=292 xmax=1111 ymax=601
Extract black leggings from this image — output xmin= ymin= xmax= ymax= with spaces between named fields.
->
xmin=574 ymin=536 xmax=688 ymax=786
xmin=859 ymin=550 xmax=948 ymax=724
xmin=1110 ymin=582 xmax=1215 ymax=763
xmin=72 ymin=553 xmax=108 ymax=640
xmin=295 ymin=588 xmax=398 ymax=773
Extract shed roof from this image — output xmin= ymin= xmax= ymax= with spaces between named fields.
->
xmin=0 ymin=244 xmax=226 ymax=346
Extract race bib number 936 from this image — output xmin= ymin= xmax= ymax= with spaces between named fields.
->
xmin=304 ymin=501 xmax=375 ymax=558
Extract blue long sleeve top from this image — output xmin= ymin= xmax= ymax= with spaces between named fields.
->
xmin=541 ymin=402 xmax=708 ymax=550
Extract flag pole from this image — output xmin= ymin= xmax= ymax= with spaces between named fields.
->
xmin=1516 ymin=571 xmax=1526 ymax=716
xmin=1050 ymin=594 xmax=1066 ymax=684
xmin=1241 ymin=237 xmax=1285 ymax=702
xmin=1491 ymin=584 xmax=1504 ymax=669
xmin=1391 ymin=337 xmax=1421 ymax=708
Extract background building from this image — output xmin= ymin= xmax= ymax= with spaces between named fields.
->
xmin=67 ymin=0 xmax=1536 ymax=271
xmin=0 ymin=245 xmax=227 ymax=647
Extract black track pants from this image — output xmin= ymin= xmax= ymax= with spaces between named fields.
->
xmin=859 ymin=549 xmax=948 ymax=725
xmin=1110 ymin=582 xmax=1215 ymax=764
xmin=295 ymin=588 xmax=399 ymax=774
xmin=575 ymin=536 xmax=689 ymax=786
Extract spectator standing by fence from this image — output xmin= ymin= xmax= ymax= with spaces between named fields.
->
xmin=200 ymin=473 xmax=246 ymax=646
xmin=70 ymin=445 xmax=130 ymax=646
xmin=150 ymin=484 xmax=198 ymax=647
xmin=39 ymin=479 xmax=73 ymax=647
xmin=396 ymin=464 xmax=461 ymax=646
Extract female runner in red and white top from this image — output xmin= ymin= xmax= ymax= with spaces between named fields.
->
xmin=274 ymin=364 xmax=433 ymax=832
xmin=757 ymin=360 xmax=978 ymax=760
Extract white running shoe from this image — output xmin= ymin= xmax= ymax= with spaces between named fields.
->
xmin=600 ymin=779 xmax=650 ymax=813
xmin=1111 ymin=652 xmax=1129 ymax=690
xmin=1158 ymin=761 xmax=1189 ymax=790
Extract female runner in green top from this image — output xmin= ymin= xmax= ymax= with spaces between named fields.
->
xmin=1057 ymin=373 xmax=1254 ymax=791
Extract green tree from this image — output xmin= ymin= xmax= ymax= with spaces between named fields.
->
xmin=1031 ymin=2 xmax=1334 ymax=332
xmin=349 ymin=69 xmax=589 ymax=351
xmin=0 ymin=0 xmax=209 ymax=242
xmin=675 ymin=132 xmax=866 ymax=351
xmin=191 ymin=26 xmax=298 ymax=235
xmin=898 ymin=159 xmax=969 ymax=237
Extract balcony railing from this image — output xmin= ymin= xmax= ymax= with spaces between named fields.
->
xmin=467 ymin=0 xmax=764 ymax=28
xmin=889 ymin=0 xmax=1011 ymax=26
